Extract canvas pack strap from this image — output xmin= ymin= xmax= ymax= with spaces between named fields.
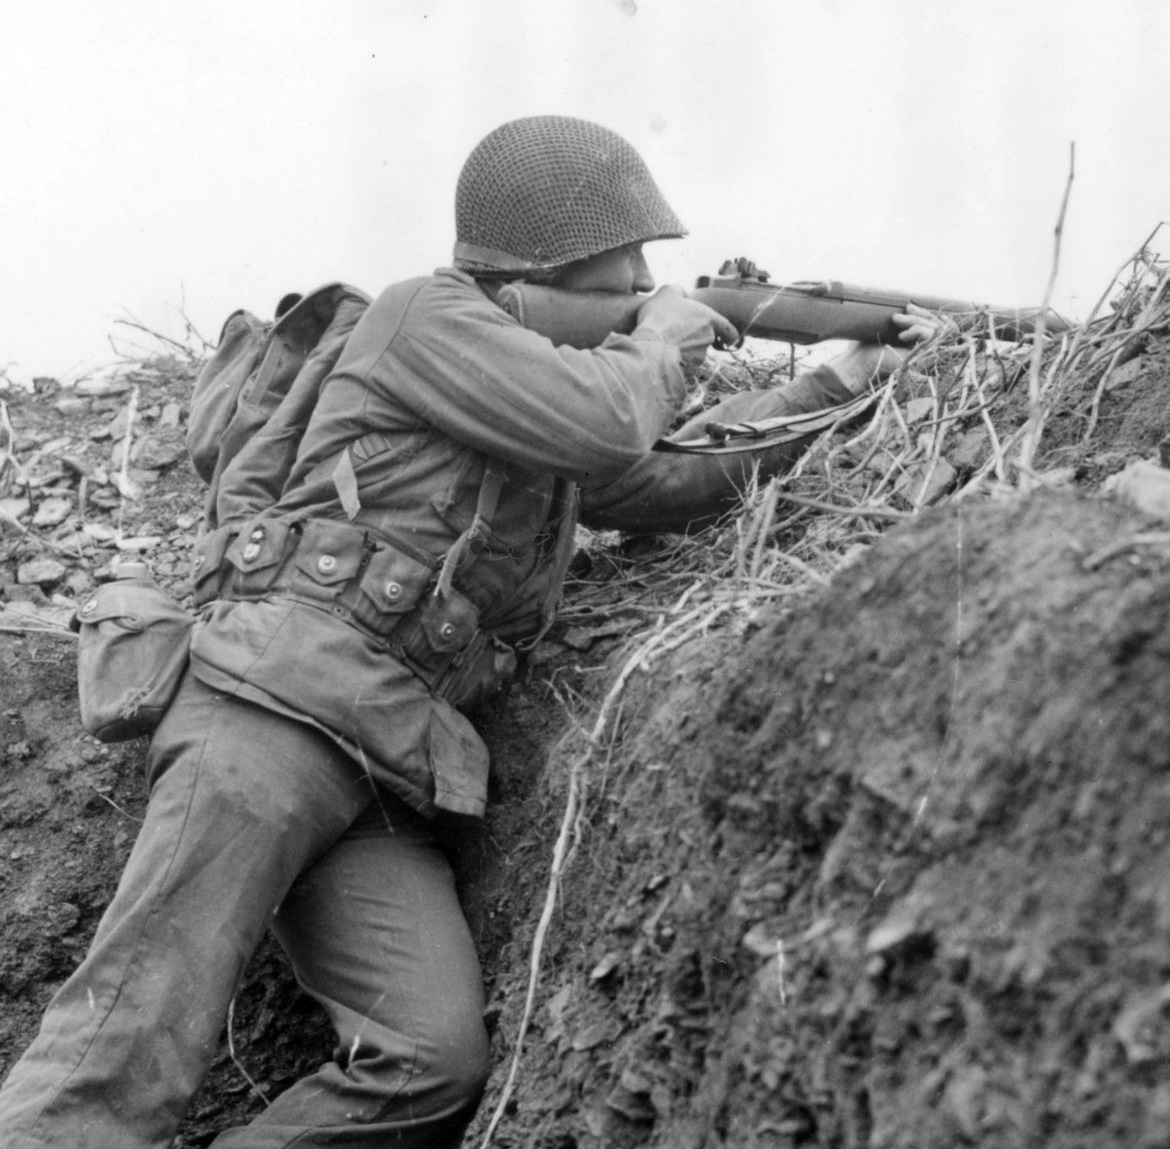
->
xmin=433 ymin=460 xmax=505 ymax=601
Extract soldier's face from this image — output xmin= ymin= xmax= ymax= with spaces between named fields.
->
xmin=552 ymin=243 xmax=655 ymax=294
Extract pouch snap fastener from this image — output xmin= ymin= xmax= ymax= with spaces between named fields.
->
xmin=242 ymin=543 xmax=260 ymax=562
xmin=80 ymin=599 xmax=97 ymax=616
xmin=384 ymin=581 xmax=403 ymax=602
xmin=317 ymin=555 xmax=338 ymax=575
xmin=439 ymin=622 xmax=457 ymax=641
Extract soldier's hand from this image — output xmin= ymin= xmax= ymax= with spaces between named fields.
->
xmin=829 ymin=342 xmax=910 ymax=395
xmin=634 ymin=286 xmax=740 ymax=376
xmin=892 ymin=302 xmax=954 ymax=345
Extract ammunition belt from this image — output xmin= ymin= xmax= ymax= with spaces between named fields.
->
xmin=190 ymin=518 xmax=516 ymax=710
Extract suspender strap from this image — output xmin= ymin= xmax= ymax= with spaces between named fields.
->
xmin=331 ymin=449 xmax=363 ymax=520
xmin=433 ymin=460 xmax=505 ymax=601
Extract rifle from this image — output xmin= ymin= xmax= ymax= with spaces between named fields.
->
xmin=497 ymin=258 xmax=1071 ymax=454
xmin=498 ymin=257 xmax=1071 ymax=351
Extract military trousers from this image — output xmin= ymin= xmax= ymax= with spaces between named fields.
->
xmin=0 ymin=674 xmax=490 ymax=1148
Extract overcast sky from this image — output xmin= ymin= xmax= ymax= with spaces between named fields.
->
xmin=2 ymin=0 xmax=1168 ymax=383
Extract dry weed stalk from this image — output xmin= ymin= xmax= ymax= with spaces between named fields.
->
xmin=0 ymin=400 xmax=17 ymax=501
xmin=1018 ymin=142 xmax=1076 ymax=485
xmin=109 ymin=294 xmax=212 ymax=369
xmin=479 ymin=606 xmax=719 ymax=1148
xmin=225 ymin=995 xmax=272 ymax=1111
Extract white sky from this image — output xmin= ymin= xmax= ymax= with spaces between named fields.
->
xmin=2 ymin=0 xmax=1168 ymax=383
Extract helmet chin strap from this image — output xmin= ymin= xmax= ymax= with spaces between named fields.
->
xmin=451 ymin=240 xmax=553 ymax=276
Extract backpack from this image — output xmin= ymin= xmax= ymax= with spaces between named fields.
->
xmin=187 ymin=282 xmax=371 ymax=529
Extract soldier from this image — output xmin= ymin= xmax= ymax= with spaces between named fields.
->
xmin=0 ymin=115 xmax=935 ymax=1148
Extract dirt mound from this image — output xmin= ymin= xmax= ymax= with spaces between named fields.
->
xmin=473 ymin=492 xmax=1170 ymax=1148
xmin=4 ymin=261 xmax=1170 ymax=1148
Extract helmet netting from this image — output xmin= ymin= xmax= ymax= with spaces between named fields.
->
xmin=454 ymin=115 xmax=685 ymax=274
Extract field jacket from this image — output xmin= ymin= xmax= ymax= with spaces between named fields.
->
xmin=187 ymin=268 xmax=850 ymax=818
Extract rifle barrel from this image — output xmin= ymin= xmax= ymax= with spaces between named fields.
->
xmin=691 ymin=276 xmax=1071 ymax=345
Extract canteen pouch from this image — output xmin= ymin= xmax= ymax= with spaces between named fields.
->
xmin=390 ymin=585 xmax=518 ymax=712
xmin=73 ymin=578 xmax=196 ymax=742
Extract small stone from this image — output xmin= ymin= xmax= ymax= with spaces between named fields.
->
xmin=865 ymin=903 xmax=931 ymax=956
xmin=110 ymin=472 xmax=143 ymax=500
xmin=57 ymin=455 xmax=93 ymax=478
xmin=76 ymin=374 xmax=132 ymax=397
xmin=1104 ymin=459 xmax=1170 ymax=521
xmin=16 ymin=557 xmax=68 ymax=588
xmin=116 ymin=536 xmax=163 ymax=552
xmin=31 ymin=497 xmax=74 ymax=528
xmin=133 ymin=428 xmax=187 ymax=470
xmin=605 ymin=1072 xmax=656 ymax=1123
xmin=81 ymin=523 xmax=118 ymax=545
xmin=1104 ymin=356 xmax=1145 ymax=392
xmin=53 ymin=395 xmax=92 ymax=417
xmin=1112 ymin=984 xmax=1170 ymax=1065
xmin=571 ymin=1019 xmax=621 ymax=1051
xmin=0 ymin=497 xmax=31 ymax=523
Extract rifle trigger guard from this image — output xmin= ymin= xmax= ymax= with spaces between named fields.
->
xmin=713 ymin=329 xmax=744 ymax=353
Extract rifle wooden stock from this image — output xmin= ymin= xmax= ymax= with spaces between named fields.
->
xmin=498 ymin=275 xmax=1071 ymax=349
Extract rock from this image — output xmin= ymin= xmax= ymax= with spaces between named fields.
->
xmin=865 ymin=900 xmax=933 ymax=957
xmin=905 ymin=397 xmax=936 ymax=423
xmin=589 ymin=951 xmax=621 ymax=981
xmin=0 ymin=497 xmax=31 ymax=524
xmin=16 ymin=557 xmax=68 ymax=588
xmin=0 ymin=602 xmax=75 ymax=631
xmin=56 ymin=454 xmax=93 ymax=478
xmin=1105 ymin=356 xmax=1146 ymax=392
xmin=82 ymin=522 xmax=119 ymax=543
xmin=894 ymin=457 xmax=957 ymax=507
xmin=1037 ymin=465 xmax=1077 ymax=487
xmin=605 ymin=1071 xmax=656 ymax=1123
xmin=31 ymin=497 xmax=73 ymax=528
xmin=1112 ymin=984 xmax=1170 ymax=1065
xmin=949 ymin=426 xmax=992 ymax=471
xmin=1104 ymin=459 xmax=1170 ymax=521
xmin=132 ymin=428 xmax=187 ymax=471
xmin=116 ymin=536 xmax=164 ymax=552
xmin=741 ymin=922 xmax=783 ymax=957
xmin=75 ymin=374 xmax=132 ymax=398
xmin=571 ymin=1018 xmax=621 ymax=1051
xmin=110 ymin=472 xmax=142 ymax=500
xmin=53 ymin=395 xmax=92 ymax=417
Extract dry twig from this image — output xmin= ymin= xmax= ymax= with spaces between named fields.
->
xmin=1018 ymin=141 xmax=1076 ymax=486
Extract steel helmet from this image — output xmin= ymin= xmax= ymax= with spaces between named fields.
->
xmin=453 ymin=115 xmax=687 ymax=276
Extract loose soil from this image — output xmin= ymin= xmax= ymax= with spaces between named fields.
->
xmin=2 ymin=313 xmax=1170 ymax=1148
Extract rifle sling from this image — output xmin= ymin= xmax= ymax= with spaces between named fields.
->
xmin=653 ymin=390 xmax=879 ymax=456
